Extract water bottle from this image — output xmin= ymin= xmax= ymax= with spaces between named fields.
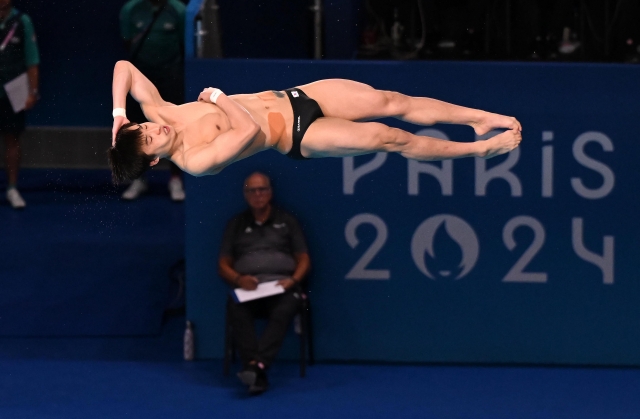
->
xmin=184 ymin=320 xmax=195 ymax=361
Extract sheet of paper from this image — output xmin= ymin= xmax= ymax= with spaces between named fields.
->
xmin=234 ymin=280 xmax=285 ymax=303
xmin=4 ymin=72 xmax=28 ymax=113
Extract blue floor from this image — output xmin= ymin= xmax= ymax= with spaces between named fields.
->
xmin=2 ymin=315 xmax=639 ymax=419
xmin=2 ymin=355 xmax=640 ymax=418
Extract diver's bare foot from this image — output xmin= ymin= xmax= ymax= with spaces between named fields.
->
xmin=479 ymin=129 xmax=522 ymax=159
xmin=471 ymin=111 xmax=522 ymax=136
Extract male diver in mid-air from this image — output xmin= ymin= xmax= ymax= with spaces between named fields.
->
xmin=109 ymin=60 xmax=522 ymax=183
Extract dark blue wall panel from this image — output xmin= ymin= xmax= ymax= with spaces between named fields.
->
xmin=0 ymin=170 xmax=184 ymax=337
xmin=17 ymin=0 xmax=125 ymax=127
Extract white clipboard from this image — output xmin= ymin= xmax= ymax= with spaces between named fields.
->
xmin=3 ymin=72 xmax=28 ymax=113
xmin=233 ymin=280 xmax=285 ymax=303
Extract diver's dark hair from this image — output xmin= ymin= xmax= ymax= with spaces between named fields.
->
xmin=107 ymin=122 xmax=155 ymax=184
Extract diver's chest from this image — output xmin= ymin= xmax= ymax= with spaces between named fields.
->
xmin=185 ymin=113 xmax=228 ymax=146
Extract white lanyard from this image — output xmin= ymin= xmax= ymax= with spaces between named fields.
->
xmin=0 ymin=20 xmax=18 ymax=52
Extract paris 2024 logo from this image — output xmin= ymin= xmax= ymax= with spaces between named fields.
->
xmin=411 ymin=215 xmax=479 ymax=280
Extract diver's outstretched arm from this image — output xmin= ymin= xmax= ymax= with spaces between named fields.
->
xmin=111 ymin=61 xmax=168 ymax=144
xmin=112 ymin=60 xmax=166 ymax=110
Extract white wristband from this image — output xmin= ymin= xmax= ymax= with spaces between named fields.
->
xmin=112 ymin=108 xmax=126 ymax=119
xmin=209 ymin=88 xmax=223 ymax=104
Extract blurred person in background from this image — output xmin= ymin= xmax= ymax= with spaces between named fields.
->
xmin=512 ymin=0 xmax=579 ymax=60
xmin=514 ymin=0 xmax=640 ymax=62
xmin=359 ymin=0 xmax=488 ymax=60
xmin=0 ymin=0 xmax=39 ymax=209
xmin=606 ymin=0 xmax=640 ymax=63
xmin=219 ymin=172 xmax=310 ymax=395
xmin=119 ymin=0 xmax=186 ymax=201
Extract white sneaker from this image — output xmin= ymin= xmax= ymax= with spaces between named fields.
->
xmin=6 ymin=187 xmax=26 ymax=209
xmin=122 ymin=178 xmax=148 ymax=200
xmin=168 ymin=177 xmax=185 ymax=202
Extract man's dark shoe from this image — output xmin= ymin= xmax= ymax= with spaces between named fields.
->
xmin=248 ymin=368 xmax=268 ymax=395
xmin=237 ymin=364 xmax=269 ymax=395
xmin=237 ymin=364 xmax=260 ymax=386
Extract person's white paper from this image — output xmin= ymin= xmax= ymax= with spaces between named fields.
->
xmin=234 ymin=280 xmax=285 ymax=303
xmin=4 ymin=72 xmax=28 ymax=113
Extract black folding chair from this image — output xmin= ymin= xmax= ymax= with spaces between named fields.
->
xmin=223 ymin=290 xmax=314 ymax=378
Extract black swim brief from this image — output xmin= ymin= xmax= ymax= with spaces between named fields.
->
xmin=284 ymin=88 xmax=324 ymax=160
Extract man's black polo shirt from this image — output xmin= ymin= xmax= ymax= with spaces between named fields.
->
xmin=220 ymin=207 xmax=308 ymax=282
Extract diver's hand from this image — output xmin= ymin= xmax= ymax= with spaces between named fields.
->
xmin=197 ymin=87 xmax=224 ymax=104
xmin=112 ymin=115 xmax=130 ymax=146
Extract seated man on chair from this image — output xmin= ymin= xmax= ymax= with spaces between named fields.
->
xmin=219 ymin=171 xmax=310 ymax=395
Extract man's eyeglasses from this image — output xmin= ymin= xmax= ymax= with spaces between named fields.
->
xmin=244 ymin=186 xmax=271 ymax=195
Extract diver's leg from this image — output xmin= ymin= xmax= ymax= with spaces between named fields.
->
xmin=300 ymin=117 xmax=521 ymax=160
xmin=297 ymin=78 xmax=521 ymax=135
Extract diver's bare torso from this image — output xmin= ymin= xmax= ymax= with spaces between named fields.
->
xmin=143 ymin=91 xmax=295 ymax=174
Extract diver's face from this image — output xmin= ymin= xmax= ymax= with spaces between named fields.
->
xmin=137 ymin=122 xmax=173 ymax=157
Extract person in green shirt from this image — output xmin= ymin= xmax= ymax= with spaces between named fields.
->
xmin=0 ymin=0 xmax=39 ymax=209
xmin=119 ymin=0 xmax=186 ymax=201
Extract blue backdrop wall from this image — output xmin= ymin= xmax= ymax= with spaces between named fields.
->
xmin=15 ymin=0 xmax=125 ymax=127
xmin=185 ymin=58 xmax=640 ymax=365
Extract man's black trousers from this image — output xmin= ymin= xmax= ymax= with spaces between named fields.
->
xmin=228 ymin=288 xmax=301 ymax=368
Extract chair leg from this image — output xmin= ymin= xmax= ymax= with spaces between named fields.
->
xmin=300 ymin=302 xmax=307 ymax=378
xmin=300 ymin=331 xmax=306 ymax=377
xmin=306 ymin=300 xmax=314 ymax=365
xmin=223 ymin=301 xmax=233 ymax=376
xmin=223 ymin=334 xmax=231 ymax=376
xmin=300 ymin=317 xmax=307 ymax=378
